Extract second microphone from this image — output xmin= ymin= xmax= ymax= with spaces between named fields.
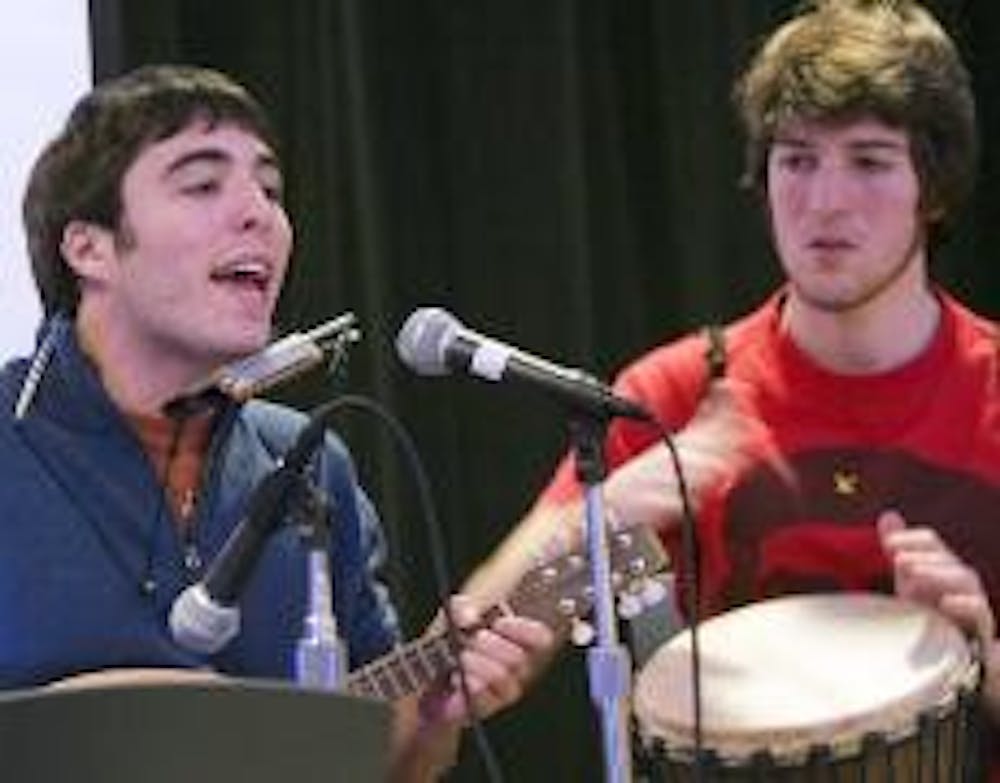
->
xmin=396 ymin=307 xmax=651 ymax=422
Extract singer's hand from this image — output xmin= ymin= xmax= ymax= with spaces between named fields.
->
xmin=390 ymin=595 xmax=555 ymax=781
xmin=419 ymin=594 xmax=554 ymax=726
xmin=604 ymin=379 xmax=773 ymax=531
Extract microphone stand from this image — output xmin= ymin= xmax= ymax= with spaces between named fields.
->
xmin=216 ymin=403 xmax=346 ymax=689
xmin=569 ymin=414 xmax=633 ymax=783
xmin=292 ymin=477 xmax=345 ymax=690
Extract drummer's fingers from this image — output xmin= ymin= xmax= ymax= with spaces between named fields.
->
xmin=895 ymin=552 xmax=978 ymax=586
xmin=895 ymin=556 xmax=983 ymax=606
xmin=876 ymin=511 xmax=991 ymax=629
xmin=891 ymin=549 xmax=960 ymax=597
xmin=879 ymin=516 xmax=952 ymax=557
xmin=939 ymin=592 xmax=996 ymax=647
xmin=876 ymin=508 xmax=907 ymax=538
xmin=894 ymin=549 xmax=967 ymax=577
xmin=896 ymin=567 xmax=995 ymax=648
xmin=877 ymin=510 xmax=933 ymax=556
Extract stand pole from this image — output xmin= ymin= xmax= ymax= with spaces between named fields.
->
xmin=292 ymin=481 xmax=346 ymax=690
xmin=570 ymin=417 xmax=633 ymax=783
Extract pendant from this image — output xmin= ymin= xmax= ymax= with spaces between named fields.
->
xmin=184 ymin=544 xmax=203 ymax=573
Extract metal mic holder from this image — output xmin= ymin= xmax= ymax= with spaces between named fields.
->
xmin=569 ymin=415 xmax=633 ymax=783
xmin=291 ymin=476 xmax=346 ymax=690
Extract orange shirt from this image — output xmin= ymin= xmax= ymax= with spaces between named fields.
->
xmin=126 ymin=412 xmax=214 ymax=531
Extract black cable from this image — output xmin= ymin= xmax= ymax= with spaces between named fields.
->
xmin=298 ymin=393 xmax=505 ymax=783
xmin=645 ymin=419 xmax=705 ymax=781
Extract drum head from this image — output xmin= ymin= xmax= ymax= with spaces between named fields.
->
xmin=633 ymin=593 xmax=975 ymax=762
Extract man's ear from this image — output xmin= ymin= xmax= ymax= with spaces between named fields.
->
xmin=60 ymin=220 xmax=116 ymax=284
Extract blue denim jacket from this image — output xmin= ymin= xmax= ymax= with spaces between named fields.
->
xmin=0 ymin=317 xmax=400 ymax=686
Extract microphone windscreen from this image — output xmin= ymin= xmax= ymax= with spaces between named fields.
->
xmin=396 ymin=307 xmax=461 ymax=376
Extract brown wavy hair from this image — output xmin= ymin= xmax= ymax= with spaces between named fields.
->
xmin=735 ymin=0 xmax=977 ymax=228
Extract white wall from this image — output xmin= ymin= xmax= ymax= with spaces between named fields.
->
xmin=0 ymin=4 xmax=91 ymax=360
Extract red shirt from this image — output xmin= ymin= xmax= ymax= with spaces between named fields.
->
xmin=537 ymin=290 xmax=1000 ymax=776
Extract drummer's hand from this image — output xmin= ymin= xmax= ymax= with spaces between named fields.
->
xmin=877 ymin=509 xmax=995 ymax=648
xmin=879 ymin=509 xmax=1000 ymax=724
xmin=605 ymin=380 xmax=779 ymax=530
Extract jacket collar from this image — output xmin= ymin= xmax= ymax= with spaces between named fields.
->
xmin=17 ymin=314 xmax=241 ymax=438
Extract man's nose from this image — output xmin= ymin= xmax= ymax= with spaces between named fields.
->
xmin=232 ymin=178 xmax=277 ymax=232
xmin=805 ymin=165 xmax=853 ymax=214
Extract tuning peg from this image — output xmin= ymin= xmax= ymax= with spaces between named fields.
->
xmin=617 ymin=591 xmax=643 ymax=620
xmin=570 ymin=618 xmax=595 ymax=647
xmin=557 ymin=597 xmax=579 ymax=617
xmin=612 ymin=529 xmax=632 ymax=547
xmin=640 ymin=576 xmax=669 ymax=607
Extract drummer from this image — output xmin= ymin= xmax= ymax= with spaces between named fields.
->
xmin=464 ymin=0 xmax=1000 ymax=777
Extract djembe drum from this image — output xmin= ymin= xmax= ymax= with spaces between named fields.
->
xmin=633 ymin=594 xmax=981 ymax=781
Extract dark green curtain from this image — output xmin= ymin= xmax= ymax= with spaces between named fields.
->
xmin=90 ymin=1 xmax=999 ymax=779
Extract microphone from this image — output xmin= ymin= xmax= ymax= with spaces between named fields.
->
xmin=169 ymin=463 xmax=301 ymax=654
xmin=396 ymin=307 xmax=651 ymax=421
xmin=163 ymin=312 xmax=360 ymax=418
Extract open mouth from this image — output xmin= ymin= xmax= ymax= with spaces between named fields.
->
xmin=210 ymin=260 xmax=272 ymax=293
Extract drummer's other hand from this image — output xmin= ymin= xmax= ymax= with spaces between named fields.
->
xmin=605 ymin=379 xmax=778 ymax=531
xmin=419 ymin=594 xmax=555 ymax=727
xmin=877 ymin=509 xmax=995 ymax=648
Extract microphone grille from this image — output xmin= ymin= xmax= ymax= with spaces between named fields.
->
xmin=396 ymin=307 xmax=461 ymax=376
xmin=169 ymin=583 xmax=240 ymax=655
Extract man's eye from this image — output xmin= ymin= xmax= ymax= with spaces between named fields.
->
xmin=777 ymin=153 xmax=815 ymax=172
xmin=854 ymin=156 xmax=892 ymax=173
xmin=259 ymin=169 xmax=284 ymax=202
xmin=181 ymin=180 xmax=221 ymax=196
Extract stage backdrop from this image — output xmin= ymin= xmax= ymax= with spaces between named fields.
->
xmin=90 ymin=1 xmax=1000 ymax=780
xmin=0 ymin=3 xmax=92 ymax=361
